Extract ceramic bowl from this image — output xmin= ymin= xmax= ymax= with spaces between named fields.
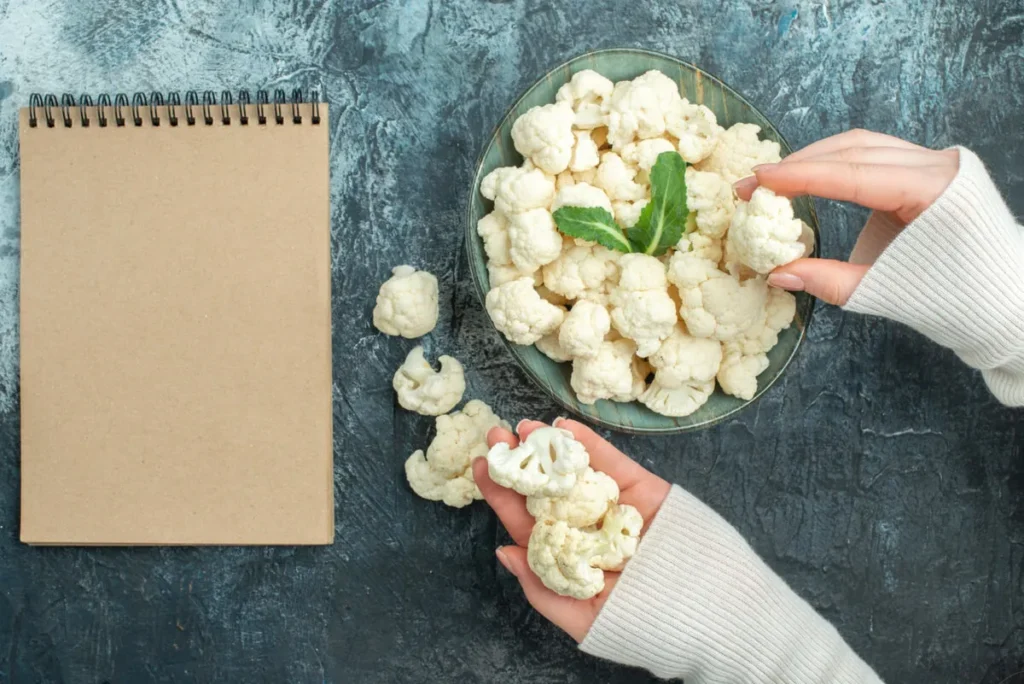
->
xmin=466 ymin=48 xmax=817 ymax=434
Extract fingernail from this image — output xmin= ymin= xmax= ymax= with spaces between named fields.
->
xmin=767 ymin=272 xmax=805 ymax=291
xmin=752 ymin=163 xmax=777 ymax=173
xmin=515 ymin=419 xmax=529 ymax=436
xmin=496 ymin=548 xmax=516 ymax=575
xmin=552 ymin=416 xmax=568 ymax=427
xmin=733 ymin=175 xmax=756 ymax=191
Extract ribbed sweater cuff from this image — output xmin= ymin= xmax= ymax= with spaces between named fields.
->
xmin=844 ymin=147 xmax=1024 ymax=406
xmin=581 ymin=486 xmax=882 ymax=683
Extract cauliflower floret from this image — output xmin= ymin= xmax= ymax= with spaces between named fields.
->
xmin=570 ymin=130 xmax=601 ymax=172
xmin=587 ymin=503 xmax=643 ymax=570
xmin=536 ymin=284 xmax=569 ymax=307
xmin=612 ymin=198 xmax=650 ymax=229
xmin=728 ymin=187 xmax=810 ymax=274
xmin=555 ymin=171 xmax=576 ymax=190
xmin=716 ymin=347 xmax=770 ymax=401
xmin=556 ymin=69 xmax=614 ymax=130
xmin=715 ymin=287 xmax=795 ymax=400
xmin=570 ymin=338 xmax=637 ymax=404
xmin=695 ymin=122 xmax=782 ymax=184
xmin=526 ymin=467 xmax=619 ymax=528
xmin=559 ymin=299 xmax=611 ymax=359
xmin=550 ymin=182 xmax=614 ymax=214
xmin=527 ymin=520 xmax=606 ymax=599
xmin=640 ymin=377 xmax=715 ymax=417
xmin=542 ymin=243 xmax=620 ymax=300
xmin=507 ymin=208 xmax=562 ymax=274
xmin=405 ymin=400 xmax=510 ymax=508
xmin=373 ymin=265 xmax=439 ymax=338
xmin=481 ymin=165 xmax=557 ymax=215
xmin=486 ymin=277 xmax=566 ymax=345
xmin=648 ymin=325 xmax=723 ymax=388
xmin=667 ymin=253 xmax=768 ymax=342
xmin=685 ymin=167 xmax=736 ymax=239
xmin=665 ymin=100 xmax=721 ymax=164
xmin=535 ymin=331 xmax=574 ymax=362
xmin=393 ymin=346 xmax=466 ymax=416
xmin=510 ymin=101 xmax=576 ymax=174
xmin=594 ymin=152 xmax=647 ymax=201
xmin=477 ymin=211 xmax=511 ymax=265
xmin=676 ymin=231 xmax=724 ymax=263
xmin=487 ymin=426 xmax=589 ymax=497
xmin=609 ymin=254 xmax=677 ymax=357
xmin=604 ymin=71 xmax=682 ymax=149
xmin=620 ymin=138 xmax=677 ymax=171
xmin=573 ymin=167 xmax=598 ymax=185
xmin=488 ymin=262 xmax=530 ymax=288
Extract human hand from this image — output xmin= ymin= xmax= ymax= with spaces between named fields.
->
xmin=471 ymin=418 xmax=671 ymax=643
xmin=733 ymin=129 xmax=960 ymax=306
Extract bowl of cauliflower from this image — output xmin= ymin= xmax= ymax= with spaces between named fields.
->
xmin=467 ymin=48 xmax=818 ymax=434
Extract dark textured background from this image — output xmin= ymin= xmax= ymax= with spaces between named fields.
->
xmin=1 ymin=1 xmax=1023 ymax=682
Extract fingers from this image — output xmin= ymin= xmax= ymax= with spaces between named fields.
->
xmin=768 ymin=258 xmax=870 ymax=306
xmin=784 ymin=129 xmax=928 ymax=164
xmin=472 ymin=457 xmax=535 ymax=547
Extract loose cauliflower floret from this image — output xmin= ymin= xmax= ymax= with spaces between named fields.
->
xmin=488 ymin=262 xmax=530 ymax=288
xmin=373 ymin=265 xmax=439 ymax=338
xmin=728 ymin=187 xmax=812 ymax=274
xmin=551 ymin=182 xmax=614 ymax=214
xmin=526 ymin=467 xmax=619 ymax=528
xmin=571 ymin=339 xmax=638 ymax=405
xmin=604 ymin=71 xmax=681 ymax=149
xmin=393 ymin=346 xmax=465 ymax=416
xmin=487 ymin=426 xmax=590 ymax=497
xmin=542 ymin=243 xmax=620 ymax=300
xmin=486 ymin=278 xmax=566 ymax=346
xmin=648 ymin=325 xmax=723 ymax=388
xmin=528 ymin=520 xmax=606 ymax=599
xmin=716 ymin=347 xmax=770 ymax=401
xmin=559 ymin=300 xmax=611 ymax=359
xmin=731 ymin=286 xmax=798 ymax=355
xmin=535 ymin=331 xmax=574 ymax=362
xmin=665 ymin=100 xmax=722 ymax=164
xmin=405 ymin=451 xmax=480 ymax=508
xmin=620 ymin=138 xmax=677 ymax=171
xmin=594 ymin=152 xmax=647 ymax=201
xmin=587 ymin=503 xmax=644 ymax=570
xmin=695 ymin=122 xmax=782 ymax=184
xmin=570 ymin=130 xmax=601 ymax=172
xmin=667 ymin=252 xmax=768 ymax=342
xmin=685 ymin=167 xmax=736 ymax=239
xmin=573 ymin=167 xmax=598 ymax=185
xmin=609 ymin=254 xmax=677 ymax=357
xmin=481 ymin=165 xmax=556 ymax=215
xmin=477 ymin=211 xmax=511 ymax=265
xmin=612 ymin=199 xmax=650 ymax=229
xmin=507 ymin=208 xmax=563 ymax=274
xmin=511 ymin=102 xmax=576 ymax=174
xmin=555 ymin=171 xmax=576 ymax=190
xmin=676 ymin=231 xmax=724 ymax=264
xmin=556 ymin=69 xmax=614 ymax=130
xmin=640 ymin=377 xmax=715 ymax=417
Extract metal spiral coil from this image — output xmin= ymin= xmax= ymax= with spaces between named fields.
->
xmin=28 ymin=90 xmax=322 ymax=128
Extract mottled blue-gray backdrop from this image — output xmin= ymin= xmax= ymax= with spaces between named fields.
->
xmin=1 ymin=1 xmax=1023 ymax=682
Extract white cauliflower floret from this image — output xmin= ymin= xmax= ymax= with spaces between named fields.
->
xmin=640 ymin=377 xmax=715 ymax=417
xmin=507 ymin=208 xmax=562 ymax=274
xmin=550 ymin=182 xmax=614 ymax=214
xmin=535 ymin=331 xmax=574 ymax=362
xmin=612 ymin=199 xmax=650 ymax=229
xmin=526 ymin=467 xmax=619 ymax=528
xmin=716 ymin=347 xmax=770 ymax=401
xmin=559 ymin=300 xmax=611 ymax=359
xmin=373 ymin=265 xmax=439 ymax=338
xmin=665 ymin=100 xmax=721 ymax=164
xmin=477 ymin=211 xmax=511 ymax=265
xmin=667 ymin=253 xmax=768 ymax=342
xmin=570 ymin=130 xmax=601 ymax=172
xmin=609 ymin=254 xmax=677 ymax=357
xmin=648 ymin=325 xmax=723 ymax=388
xmin=511 ymin=102 xmax=576 ymax=175
xmin=536 ymin=284 xmax=569 ymax=307
xmin=393 ymin=346 xmax=466 ymax=416
xmin=685 ymin=167 xmax=736 ymax=238
xmin=696 ymin=122 xmax=782 ymax=184
xmin=481 ymin=165 xmax=556 ymax=215
xmin=573 ymin=167 xmax=598 ymax=185
xmin=555 ymin=171 xmax=576 ymax=190
xmin=715 ymin=287 xmax=795 ymax=400
xmin=487 ymin=426 xmax=589 ymax=497
xmin=620 ymin=138 xmax=677 ymax=171
xmin=556 ymin=69 xmax=614 ymax=130
xmin=728 ymin=187 xmax=811 ymax=274
xmin=604 ymin=70 xmax=681 ymax=149
xmin=542 ymin=243 xmax=620 ymax=300
xmin=405 ymin=400 xmax=510 ymax=508
xmin=587 ymin=503 xmax=643 ymax=570
xmin=594 ymin=152 xmax=647 ymax=201
xmin=570 ymin=338 xmax=638 ymax=405
xmin=676 ymin=231 xmax=724 ymax=263
xmin=488 ymin=262 xmax=530 ymax=288
xmin=485 ymin=278 xmax=565 ymax=345
xmin=527 ymin=520 xmax=606 ymax=599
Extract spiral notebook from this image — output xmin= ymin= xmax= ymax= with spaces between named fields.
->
xmin=18 ymin=90 xmax=333 ymax=545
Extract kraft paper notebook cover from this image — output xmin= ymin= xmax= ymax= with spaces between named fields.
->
xmin=18 ymin=91 xmax=333 ymax=545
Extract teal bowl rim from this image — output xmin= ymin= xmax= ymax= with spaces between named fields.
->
xmin=465 ymin=47 xmax=817 ymax=435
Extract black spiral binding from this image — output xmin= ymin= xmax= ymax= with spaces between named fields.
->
xmin=27 ymin=90 xmax=322 ymax=128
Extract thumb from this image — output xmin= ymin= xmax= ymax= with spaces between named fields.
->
xmin=768 ymin=258 xmax=870 ymax=306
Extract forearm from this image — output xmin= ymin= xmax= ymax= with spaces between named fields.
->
xmin=581 ymin=486 xmax=882 ymax=683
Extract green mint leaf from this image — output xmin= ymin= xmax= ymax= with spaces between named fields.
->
xmin=630 ymin=151 xmax=689 ymax=256
xmin=552 ymin=206 xmax=632 ymax=254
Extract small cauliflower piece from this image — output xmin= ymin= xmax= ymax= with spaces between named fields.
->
xmin=488 ymin=262 xmax=529 ymax=288
xmin=728 ymin=187 xmax=810 ymax=274
xmin=676 ymin=231 xmax=724 ymax=264
xmin=511 ymin=102 xmax=576 ymax=174
xmin=535 ymin=331 xmax=574 ymax=362
xmin=716 ymin=347 xmax=770 ymax=401
xmin=507 ymin=208 xmax=563 ymax=274
xmin=612 ymin=198 xmax=650 ymax=229
xmin=393 ymin=346 xmax=466 ymax=416
xmin=556 ymin=69 xmax=614 ymax=130
xmin=667 ymin=253 xmax=768 ymax=342
xmin=526 ymin=467 xmax=619 ymax=528
xmin=477 ymin=211 xmax=511 ymax=265
xmin=573 ymin=167 xmax=598 ymax=185
xmin=559 ymin=299 xmax=611 ymax=359
xmin=696 ymin=122 xmax=782 ymax=184
xmin=594 ymin=152 xmax=647 ymax=201
xmin=715 ymin=287 xmax=796 ymax=400
xmin=373 ymin=265 xmax=439 ymax=338
xmin=542 ymin=243 xmax=620 ymax=301
xmin=685 ymin=167 xmax=736 ymax=239
xmin=604 ymin=71 xmax=681 ymax=148
xmin=665 ymin=99 xmax=721 ymax=164
xmin=609 ymin=254 xmax=677 ymax=357
xmin=550 ymin=182 xmax=614 ymax=214
xmin=487 ymin=426 xmax=590 ymax=497
xmin=570 ymin=130 xmax=601 ymax=172
xmin=528 ymin=520 xmax=606 ymax=599
xmin=486 ymin=278 xmax=566 ymax=345
xmin=640 ymin=377 xmax=715 ymax=417
xmin=648 ymin=325 xmax=723 ymax=388
xmin=481 ymin=165 xmax=557 ymax=215
xmin=555 ymin=171 xmax=576 ymax=190
xmin=587 ymin=503 xmax=644 ymax=570
xmin=570 ymin=338 xmax=638 ymax=405
xmin=620 ymin=138 xmax=677 ymax=171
